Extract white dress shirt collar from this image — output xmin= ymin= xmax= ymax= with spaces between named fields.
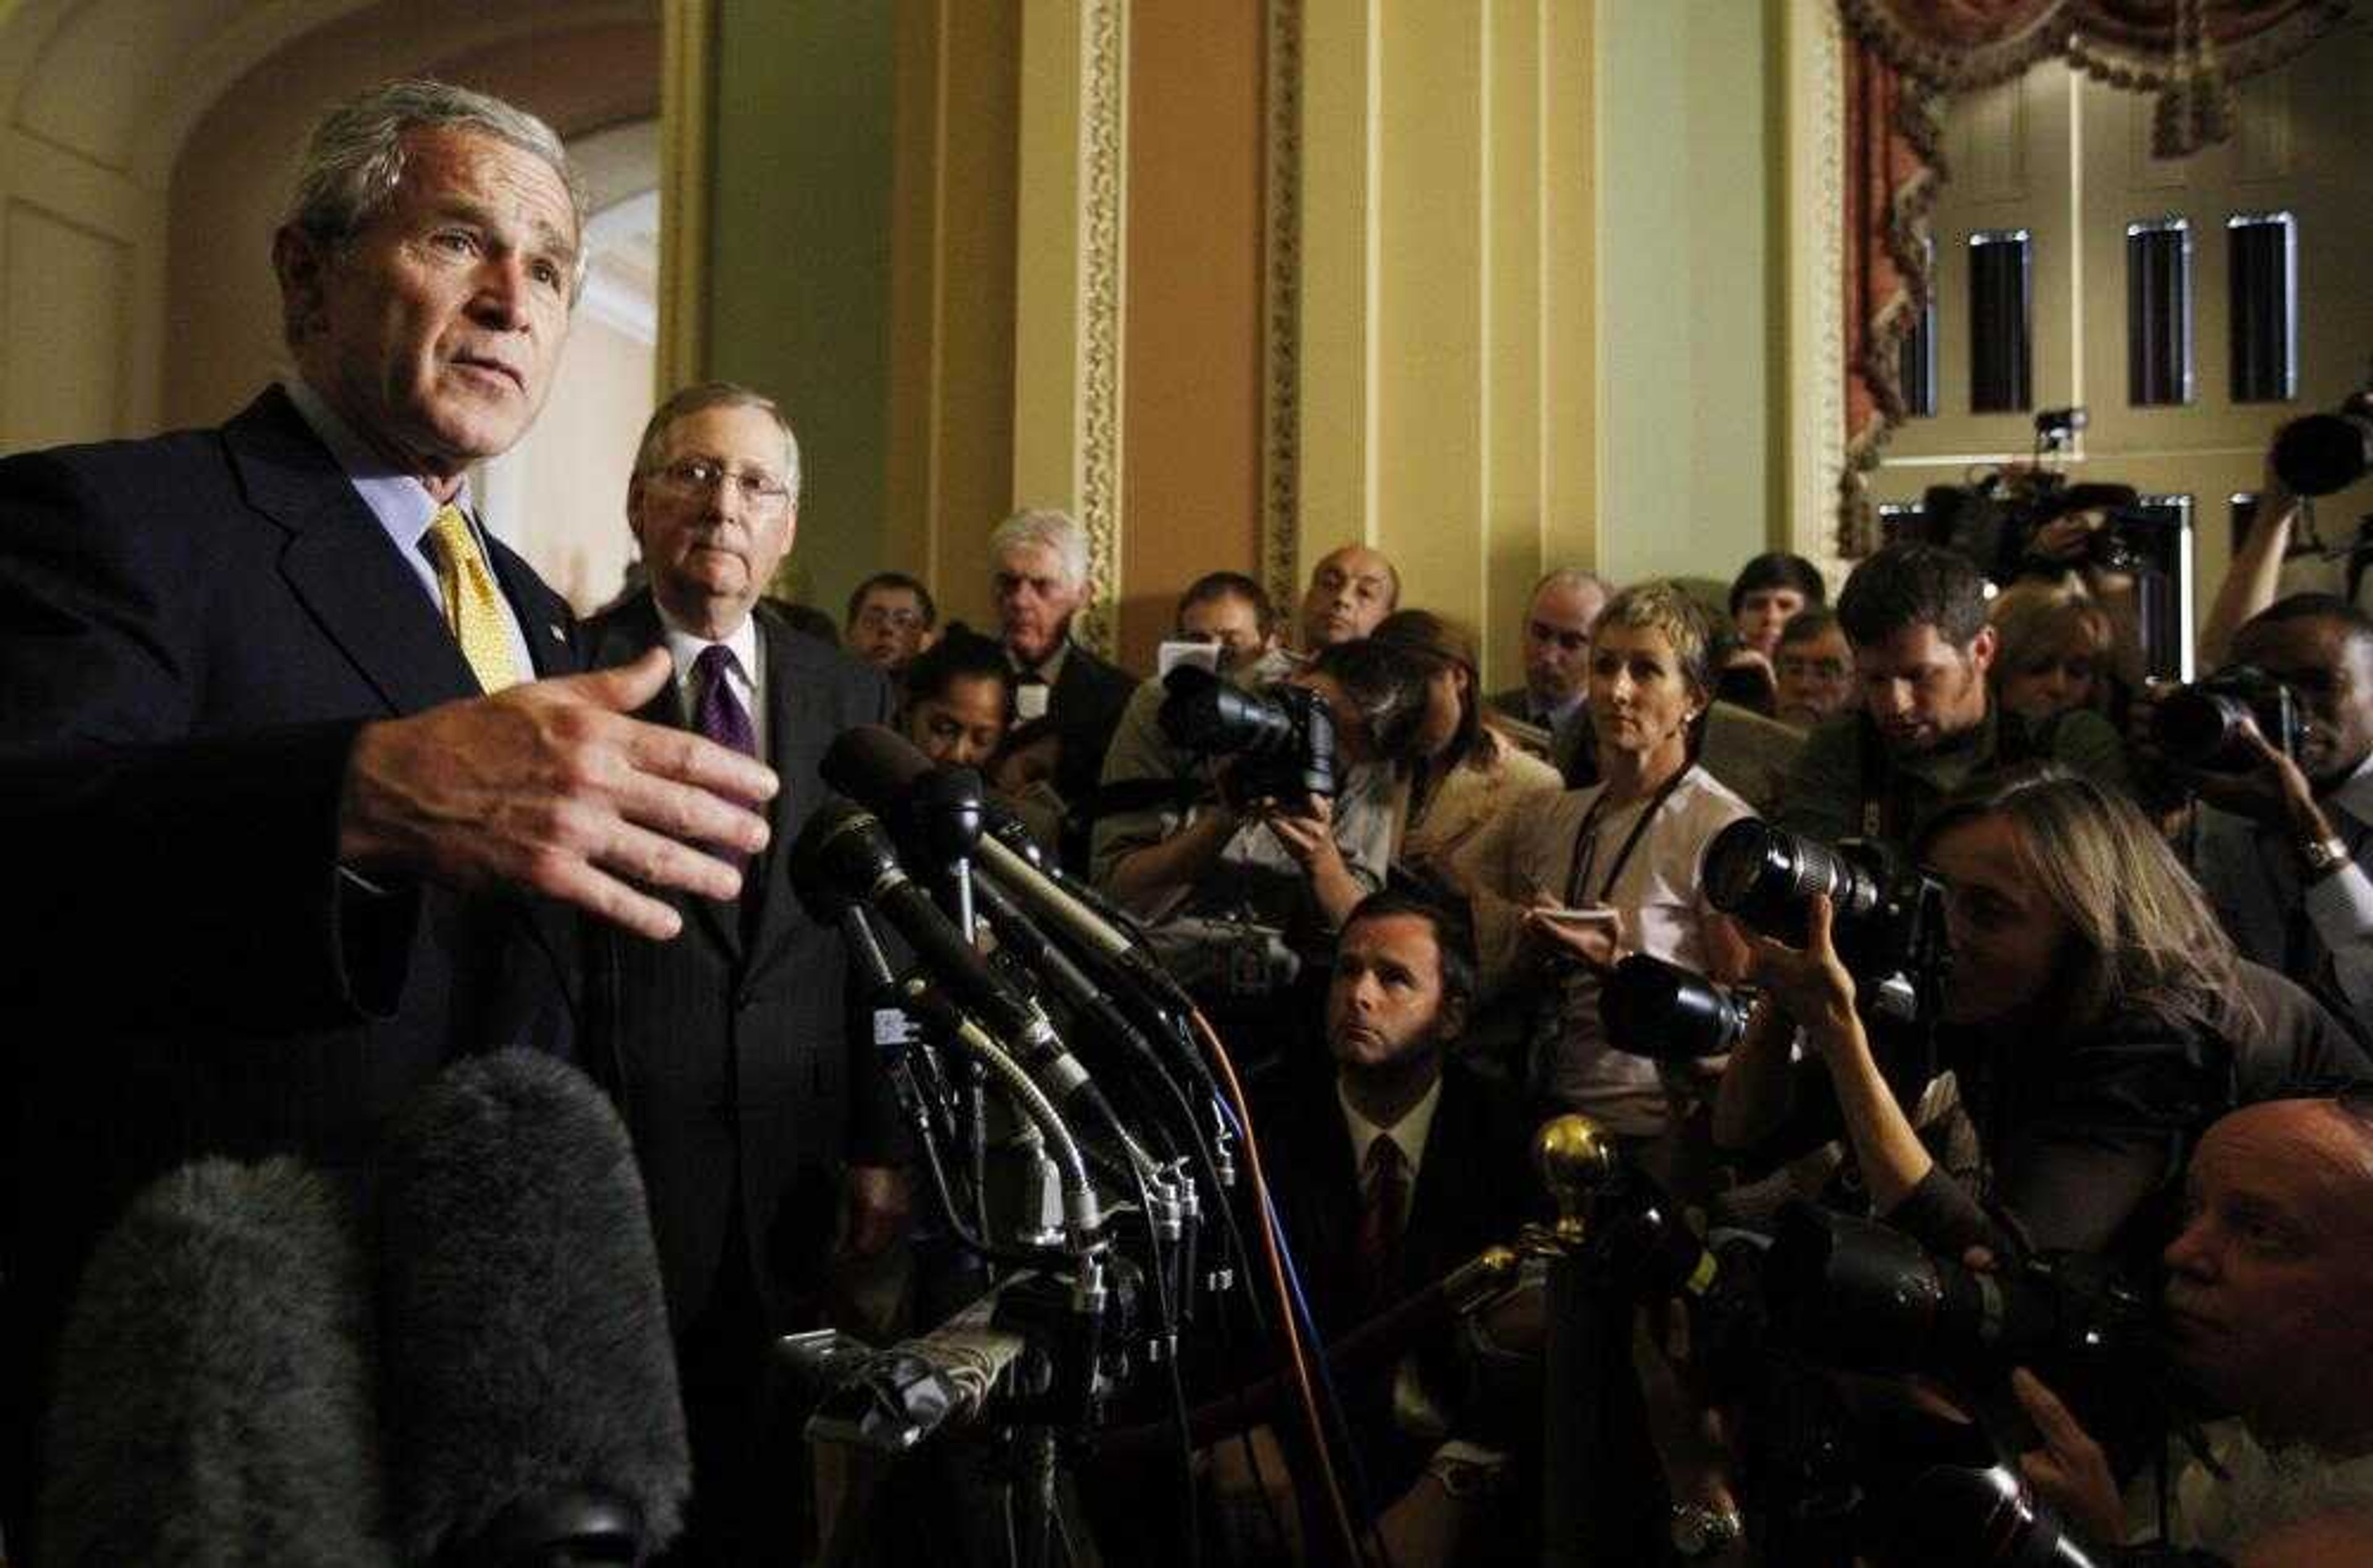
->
xmin=1338 ymin=1071 xmax=1443 ymax=1195
xmin=653 ymin=601 xmax=766 ymax=756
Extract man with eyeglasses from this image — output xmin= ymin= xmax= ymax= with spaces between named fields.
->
xmin=585 ymin=380 xmax=909 ymax=1562
xmin=845 ymin=570 xmax=939 ymax=678
xmin=1772 ymin=605 xmax=1855 ymax=731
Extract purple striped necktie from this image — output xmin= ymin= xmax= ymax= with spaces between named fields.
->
xmin=692 ymin=643 xmax=756 ymax=758
xmin=692 ymin=644 xmax=757 ymax=878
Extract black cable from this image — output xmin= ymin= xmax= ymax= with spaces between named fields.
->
xmin=912 ymin=1098 xmax=1069 ymax=1272
xmin=1122 ymin=1150 xmax=1200 ymax=1568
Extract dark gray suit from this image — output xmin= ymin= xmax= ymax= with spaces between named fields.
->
xmin=582 ymin=591 xmax=904 ymax=1337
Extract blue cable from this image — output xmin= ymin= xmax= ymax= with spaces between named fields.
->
xmin=1213 ymin=1094 xmax=1393 ymax=1562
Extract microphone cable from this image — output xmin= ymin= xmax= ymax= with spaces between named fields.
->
xmin=1189 ymin=1006 xmax=1376 ymax=1568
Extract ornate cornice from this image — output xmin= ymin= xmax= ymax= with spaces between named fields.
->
xmin=1073 ymin=0 xmax=1128 ymax=657
xmin=1259 ymin=0 xmax=1304 ymax=617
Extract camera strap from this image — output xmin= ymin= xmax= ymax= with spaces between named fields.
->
xmin=1563 ymin=765 xmax=1692 ymax=907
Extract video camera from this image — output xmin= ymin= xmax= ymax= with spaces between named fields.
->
xmin=2149 ymin=664 xmax=2305 ymax=773
xmin=1701 ymin=819 xmax=1951 ymax=1028
xmin=2272 ymin=380 xmax=2373 ymax=499
xmin=1157 ymin=664 xmax=1338 ymax=811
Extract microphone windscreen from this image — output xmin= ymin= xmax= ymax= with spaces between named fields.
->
xmin=38 ymin=1157 xmax=391 ymax=1566
xmin=821 ymin=723 xmax=934 ymax=814
xmin=376 ymin=1050 xmax=688 ymax=1562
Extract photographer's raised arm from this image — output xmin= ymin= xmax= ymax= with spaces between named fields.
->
xmin=1103 ymin=801 xmax=1241 ymax=920
xmin=2201 ymin=461 xmax=2299 ymax=669
xmin=1261 ymin=793 xmax=1366 ymax=927
xmin=1709 ymin=998 xmax=1804 ymax=1153
xmin=1739 ymin=896 xmax=1939 ymax=1221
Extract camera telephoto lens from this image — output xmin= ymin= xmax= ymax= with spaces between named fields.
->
xmin=1601 ymin=954 xmax=1752 ymax=1061
xmin=1703 ymin=819 xmax=1882 ymax=943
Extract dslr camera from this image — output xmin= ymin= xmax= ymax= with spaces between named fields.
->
xmin=2149 ymin=665 xmax=2304 ymax=773
xmin=1157 ymin=665 xmax=1338 ymax=811
xmin=1701 ymin=820 xmax=1951 ymax=1027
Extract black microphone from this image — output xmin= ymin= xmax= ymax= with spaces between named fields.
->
xmin=38 ymin=1157 xmax=391 ymax=1566
xmin=376 ymin=1050 xmax=689 ymax=1566
xmin=790 ymin=801 xmax=1091 ymax=1105
xmin=821 ymin=724 xmax=1175 ymax=995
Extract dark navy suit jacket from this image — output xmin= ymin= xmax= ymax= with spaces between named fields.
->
xmin=0 ymin=386 xmax=582 ymax=1526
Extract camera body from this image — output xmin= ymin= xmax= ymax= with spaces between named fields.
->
xmin=2151 ymin=664 xmax=2305 ymax=773
xmin=1764 ymin=1204 xmax=2155 ymax=1383
xmin=1702 ymin=820 xmax=1952 ymax=1027
xmin=1156 ymin=665 xmax=1339 ymax=810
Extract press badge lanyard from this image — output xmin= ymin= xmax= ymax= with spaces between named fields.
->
xmin=1562 ymin=767 xmax=1691 ymax=908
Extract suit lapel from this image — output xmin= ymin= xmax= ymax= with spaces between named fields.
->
xmin=743 ymin=614 xmax=821 ymax=976
xmin=227 ymin=389 xmax=478 ymax=717
xmin=486 ymin=533 xmax=578 ymax=677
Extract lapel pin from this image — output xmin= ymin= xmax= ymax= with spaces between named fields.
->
xmin=549 ymin=623 xmax=566 ymax=642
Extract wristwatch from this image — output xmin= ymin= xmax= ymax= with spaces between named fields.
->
xmin=1670 ymin=1501 xmax=1744 ymax=1559
xmin=2299 ymin=834 xmax=2351 ymax=883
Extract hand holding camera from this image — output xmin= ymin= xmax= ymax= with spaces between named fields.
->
xmin=1740 ymin=892 xmax=1861 ymax=1053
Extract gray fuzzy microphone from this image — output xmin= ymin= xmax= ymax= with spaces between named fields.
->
xmin=37 ymin=1156 xmax=392 ymax=1565
xmin=376 ymin=1050 xmax=689 ymax=1565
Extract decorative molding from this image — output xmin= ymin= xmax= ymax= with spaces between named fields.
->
xmin=1259 ymin=0 xmax=1303 ymax=618
xmin=1073 ymin=0 xmax=1128 ymax=657
xmin=1808 ymin=0 xmax=1848 ymax=567
xmin=656 ymin=0 xmax=715 ymax=396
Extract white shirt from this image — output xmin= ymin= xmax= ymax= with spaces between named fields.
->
xmin=654 ymin=604 xmax=768 ymax=761
xmin=1009 ymin=641 xmax=1070 ymax=722
xmin=1533 ymin=767 xmax=1753 ymax=1136
xmin=1337 ymin=1071 xmax=1443 ymax=1219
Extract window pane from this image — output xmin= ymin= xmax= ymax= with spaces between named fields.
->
xmin=1969 ymin=230 xmax=2032 ymax=413
xmin=2228 ymin=213 xmax=2297 ymax=403
xmin=1898 ymin=236 xmax=1938 ymax=418
xmin=2126 ymin=218 xmax=2193 ymax=407
xmin=2124 ymin=493 xmax=2197 ymax=682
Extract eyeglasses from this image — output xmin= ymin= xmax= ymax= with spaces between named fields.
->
xmin=648 ymin=456 xmax=792 ymax=512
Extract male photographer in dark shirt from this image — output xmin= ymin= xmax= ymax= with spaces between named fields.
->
xmin=2178 ymin=594 xmax=2373 ymax=1027
xmin=1777 ymin=542 xmax=2131 ymax=854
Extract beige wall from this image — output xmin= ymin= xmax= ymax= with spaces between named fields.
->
xmin=482 ymin=310 xmax=651 ymax=613
xmin=1594 ymin=0 xmax=1780 ymax=593
xmin=1299 ymin=0 xmax=1602 ymax=689
xmin=885 ymin=0 xmax=1020 ymax=642
xmin=674 ymin=0 xmax=1789 ymax=687
xmin=1870 ymin=22 xmax=2373 ymax=630
xmin=705 ymin=0 xmax=899 ymax=624
xmin=1119 ymin=0 xmax=1265 ymax=670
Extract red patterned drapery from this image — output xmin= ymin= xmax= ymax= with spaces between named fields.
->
xmin=1832 ymin=0 xmax=2356 ymax=552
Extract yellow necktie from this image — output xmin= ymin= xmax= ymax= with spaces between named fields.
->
xmin=423 ymin=504 xmax=525 ymax=693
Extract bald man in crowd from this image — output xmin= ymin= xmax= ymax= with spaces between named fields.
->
xmin=1486 ymin=568 xmax=1608 ymax=774
xmin=2013 ymin=1096 xmax=2373 ymax=1564
xmin=1298 ymin=544 xmax=1400 ymax=651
